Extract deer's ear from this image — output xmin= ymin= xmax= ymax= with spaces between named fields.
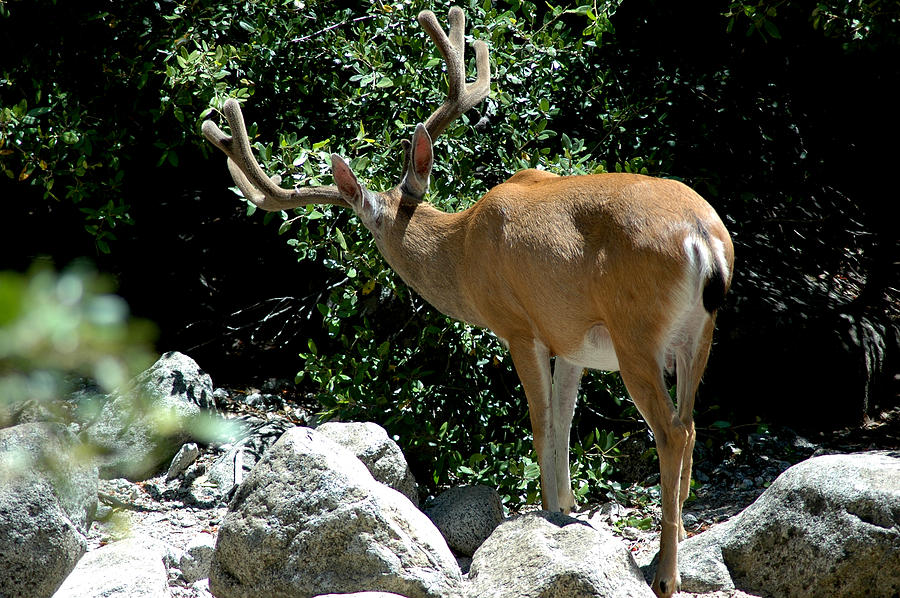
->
xmin=411 ymin=124 xmax=434 ymax=179
xmin=400 ymin=138 xmax=412 ymax=178
xmin=402 ymin=124 xmax=433 ymax=199
xmin=331 ymin=154 xmax=363 ymax=208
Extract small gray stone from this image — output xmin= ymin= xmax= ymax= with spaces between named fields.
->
xmin=426 ymin=485 xmax=504 ymax=557
xmin=681 ymin=512 xmax=698 ymax=529
xmin=180 ymin=532 xmax=217 ymax=583
xmin=166 ymin=442 xmax=200 ymax=480
xmin=244 ymin=392 xmax=265 ymax=407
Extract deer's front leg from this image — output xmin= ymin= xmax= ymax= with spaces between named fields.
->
xmin=551 ymin=357 xmax=582 ymax=514
xmin=508 ymin=339 xmax=560 ymax=512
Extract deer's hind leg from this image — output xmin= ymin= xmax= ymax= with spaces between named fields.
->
xmin=616 ymin=345 xmax=688 ymax=598
xmin=674 ymin=314 xmax=717 ymax=540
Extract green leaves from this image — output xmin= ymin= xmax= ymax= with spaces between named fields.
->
xmin=0 ymin=4 xmax=153 ymax=253
xmin=724 ymin=1 xmax=782 ymax=40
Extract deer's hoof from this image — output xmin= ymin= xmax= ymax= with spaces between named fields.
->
xmin=652 ymin=572 xmax=680 ymax=598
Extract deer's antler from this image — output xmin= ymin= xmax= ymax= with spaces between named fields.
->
xmin=202 ymin=7 xmax=489 ymax=211
xmin=418 ymin=7 xmax=491 ymax=141
xmin=201 ymin=98 xmax=350 ymax=211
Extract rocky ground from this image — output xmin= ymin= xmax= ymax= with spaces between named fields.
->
xmin=85 ymin=383 xmax=900 ymax=598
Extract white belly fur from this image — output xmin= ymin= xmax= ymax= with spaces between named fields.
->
xmin=560 ymin=324 xmax=620 ymax=371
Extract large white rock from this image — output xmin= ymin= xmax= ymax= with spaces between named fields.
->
xmin=0 ymin=423 xmax=98 ymax=598
xmin=53 ymin=537 xmax=170 ymax=598
xmin=316 ymin=421 xmax=419 ymax=506
xmin=674 ymin=451 xmax=900 ymax=597
xmin=209 ymin=426 xmax=461 ymax=598
xmin=467 ymin=511 xmax=656 ymax=598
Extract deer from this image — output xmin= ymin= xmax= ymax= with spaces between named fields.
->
xmin=201 ymin=7 xmax=733 ymax=597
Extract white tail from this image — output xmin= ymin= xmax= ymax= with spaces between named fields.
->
xmin=202 ymin=8 xmax=734 ymax=597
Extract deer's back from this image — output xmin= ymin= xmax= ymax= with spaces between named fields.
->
xmin=458 ymin=171 xmax=730 ymax=351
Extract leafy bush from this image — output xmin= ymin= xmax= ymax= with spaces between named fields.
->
xmin=0 ymin=3 xmax=155 ymax=252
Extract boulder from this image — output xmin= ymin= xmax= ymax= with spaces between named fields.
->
xmin=670 ymin=451 xmax=900 ymax=597
xmin=467 ymin=511 xmax=655 ymax=598
xmin=723 ymin=451 xmax=900 ymax=597
xmin=209 ymin=426 xmax=461 ymax=598
xmin=84 ymin=351 xmax=214 ymax=480
xmin=180 ymin=532 xmax=218 ymax=583
xmin=0 ymin=422 xmax=98 ymax=598
xmin=672 ymin=530 xmax=736 ymax=593
xmin=206 ymin=417 xmax=294 ymax=497
xmin=316 ymin=421 xmax=419 ymax=506
xmin=425 ymin=485 xmax=504 ymax=557
xmin=134 ymin=350 xmax=217 ymax=411
xmin=52 ymin=537 xmax=170 ymax=598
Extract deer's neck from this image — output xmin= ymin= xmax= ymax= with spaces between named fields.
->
xmin=375 ymin=201 xmax=484 ymax=327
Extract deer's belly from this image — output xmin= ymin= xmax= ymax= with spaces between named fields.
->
xmin=559 ymin=324 xmax=620 ymax=372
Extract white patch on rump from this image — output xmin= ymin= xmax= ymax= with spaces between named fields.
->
xmin=682 ymin=233 xmax=712 ymax=286
xmin=661 ymin=232 xmax=719 ymax=373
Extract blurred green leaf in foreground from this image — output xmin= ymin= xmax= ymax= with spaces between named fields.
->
xmin=0 ymin=263 xmax=158 ymax=426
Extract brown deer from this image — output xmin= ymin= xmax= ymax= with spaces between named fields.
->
xmin=201 ymin=7 xmax=734 ymax=597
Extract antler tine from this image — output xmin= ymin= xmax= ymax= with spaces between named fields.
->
xmin=201 ymin=98 xmax=349 ymax=211
xmin=417 ymin=7 xmax=491 ymax=141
